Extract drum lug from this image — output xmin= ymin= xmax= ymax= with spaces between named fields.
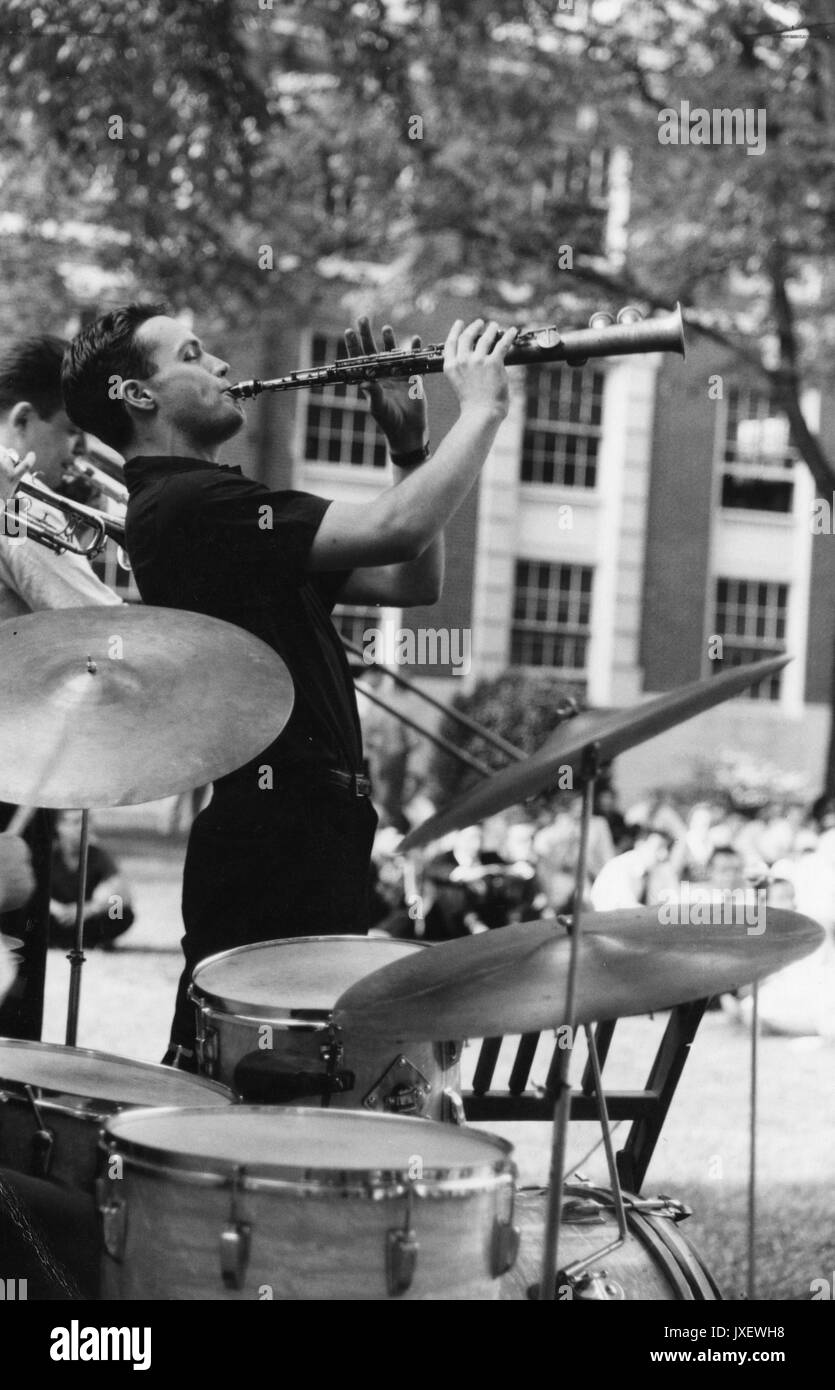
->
xmin=220 ymin=1223 xmax=251 ymax=1291
xmin=96 ymin=1180 xmax=128 ymax=1262
xmin=442 ymin=1086 xmax=466 ymax=1125
xmin=364 ymin=1057 xmax=431 ymax=1116
xmin=194 ymin=1011 xmax=219 ymax=1078
xmin=491 ymin=1182 xmax=520 ymax=1277
xmin=434 ymin=1039 xmax=462 ymax=1068
xmin=31 ymin=1126 xmax=55 ymax=1179
xmin=386 ymin=1186 xmax=419 ymax=1297
xmin=220 ymin=1166 xmax=251 ymax=1291
xmin=386 ymin=1227 xmax=419 ymax=1296
xmin=319 ymin=1029 xmax=355 ymax=1098
xmin=20 ymin=1085 xmax=55 ymax=1178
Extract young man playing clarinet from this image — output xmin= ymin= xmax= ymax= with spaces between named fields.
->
xmin=63 ymin=307 xmax=516 ymax=1068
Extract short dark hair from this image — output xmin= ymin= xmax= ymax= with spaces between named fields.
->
xmin=62 ymin=303 xmax=168 ymax=452
xmin=0 ymin=336 xmax=67 ymax=420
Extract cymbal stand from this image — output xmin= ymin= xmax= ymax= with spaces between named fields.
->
xmin=65 ymin=809 xmax=90 ymax=1046
xmin=538 ymin=742 xmax=628 ymax=1300
xmin=746 ymin=980 xmax=759 ymax=1299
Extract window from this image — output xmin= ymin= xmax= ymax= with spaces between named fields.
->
xmin=521 ymin=364 xmax=605 ymax=488
xmin=720 ymin=385 xmax=795 ymax=513
xmin=712 ymin=578 xmax=788 ymax=700
xmin=511 ymin=560 xmax=593 ymax=672
xmin=531 ymin=146 xmax=610 ymax=256
xmin=303 ymin=333 xmax=387 ymax=468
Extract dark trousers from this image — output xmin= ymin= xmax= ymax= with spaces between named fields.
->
xmin=0 ymin=806 xmax=52 ymax=1041
xmin=49 ymin=904 xmax=135 ymax=950
xmin=0 ymin=1168 xmax=99 ymax=1299
xmin=169 ymin=782 xmax=378 ymax=1052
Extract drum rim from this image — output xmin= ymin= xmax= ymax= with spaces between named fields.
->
xmin=189 ymin=935 xmax=427 ymax=1018
xmin=99 ymin=1103 xmax=516 ymax=1190
xmin=0 ymin=1038 xmax=235 ymax=1106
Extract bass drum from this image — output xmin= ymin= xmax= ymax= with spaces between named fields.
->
xmin=502 ymin=1184 xmax=722 ymax=1300
xmin=189 ymin=936 xmax=463 ymax=1121
xmin=98 ymin=1106 xmax=520 ymax=1301
xmin=0 ymin=1039 xmax=234 ymax=1194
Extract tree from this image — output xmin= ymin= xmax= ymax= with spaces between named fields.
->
xmin=4 ymin=0 xmax=835 ymax=783
xmin=568 ymin=0 xmax=835 ymax=791
xmin=430 ymin=670 xmax=585 ymax=807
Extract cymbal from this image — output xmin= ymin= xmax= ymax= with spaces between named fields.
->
xmin=0 ymin=606 xmax=294 ymax=808
xmin=333 ymin=906 xmax=823 ymax=1042
xmin=399 ymin=655 xmax=790 ymax=851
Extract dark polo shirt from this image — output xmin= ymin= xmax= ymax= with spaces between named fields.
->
xmin=123 ymin=456 xmax=364 ymax=810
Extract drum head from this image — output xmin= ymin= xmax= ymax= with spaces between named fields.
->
xmin=102 ymin=1106 xmax=513 ymax=1183
xmin=0 ymin=1040 xmax=233 ymax=1107
xmin=190 ymin=936 xmax=425 ymax=1018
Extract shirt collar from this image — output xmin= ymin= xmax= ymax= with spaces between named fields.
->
xmin=124 ymin=456 xmax=243 ymax=490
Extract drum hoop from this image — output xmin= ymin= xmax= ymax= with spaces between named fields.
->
xmin=0 ymin=1039 xmax=234 ymax=1107
xmin=190 ymin=998 xmax=331 ymax=1028
xmin=189 ymin=935 xmax=427 ymax=1019
xmin=100 ymin=1105 xmax=516 ymax=1192
xmin=98 ymin=1148 xmax=515 ymax=1199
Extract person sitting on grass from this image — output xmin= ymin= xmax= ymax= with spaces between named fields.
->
xmin=49 ymin=812 xmax=134 ymax=950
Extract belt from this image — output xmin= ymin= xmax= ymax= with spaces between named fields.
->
xmin=326 ymin=769 xmax=373 ymax=797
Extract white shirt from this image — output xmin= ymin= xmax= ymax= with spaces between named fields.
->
xmin=0 ymin=533 xmax=121 ymax=619
xmin=590 ymin=848 xmax=648 ymax=910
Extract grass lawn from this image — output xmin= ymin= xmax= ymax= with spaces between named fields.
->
xmin=38 ymin=835 xmax=835 ymax=1302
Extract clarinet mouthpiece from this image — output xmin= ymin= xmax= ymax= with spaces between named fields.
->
xmin=227 ymin=381 xmax=260 ymax=401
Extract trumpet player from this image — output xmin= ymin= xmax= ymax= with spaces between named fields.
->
xmin=0 ymin=335 xmax=122 ymax=1042
xmin=63 ymin=305 xmax=516 ymax=1069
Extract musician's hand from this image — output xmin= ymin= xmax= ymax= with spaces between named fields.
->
xmin=0 ymin=835 xmax=34 ymax=913
xmin=344 ymin=317 xmax=429 ymax=455
xmin=444 ymin=319 xmax=517 ymax=420
xmin=0 ymin=448 xmax=35 ymax=503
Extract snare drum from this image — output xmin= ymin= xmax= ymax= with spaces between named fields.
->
xmin=98 ymin=1107 xmax=520 ymax=1300
xmin=189 ymin=936 xmax=463 ymax=1121
xmin=0 ymin=1039 xmax=234 ymax=1194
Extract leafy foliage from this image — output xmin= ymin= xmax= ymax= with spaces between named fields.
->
xmin=429 ymin=669 xmax=585 ymax=808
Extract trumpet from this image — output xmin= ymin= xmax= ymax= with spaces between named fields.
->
xmin=227 ymin=303 xmax=686 ymax=399
xmin=7 ymin=460 xmax=127 ymax=564
xmin=64 ymin=455 xmax=129 ymax=508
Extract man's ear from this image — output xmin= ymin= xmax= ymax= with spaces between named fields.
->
xmin=120 ymin=379 xmax=156 ymax=416
xmin=8 ymin=401 xmax=33 ymax=436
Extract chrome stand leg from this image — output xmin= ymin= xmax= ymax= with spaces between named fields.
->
xmin=65 ymin=809 xmax=89 ymax=1047
xmin=538 ymin=746 xmax=598 ymax=1300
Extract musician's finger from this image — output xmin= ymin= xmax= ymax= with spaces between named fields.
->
xmin=489 ymin=325 xmax=518 ymax=360
xmin=473 ymin=321 xmax=500 ymax=359
xmin=381 ymin=324 xmax=397 ymax=352
xmin=344 ymin=326 xmax=362 ymax=357
xmin=457 ymin=318 xmax=485 ymax=358
xmin=411 ymin=335 xmax=421 ymax=351
xmin=443 ymin=319 xmax=464 ymax=368
xmin=357 ymin=316 xmax=377 ymax=355
xmin=0 ymin=450 xmax=32 ymax=481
